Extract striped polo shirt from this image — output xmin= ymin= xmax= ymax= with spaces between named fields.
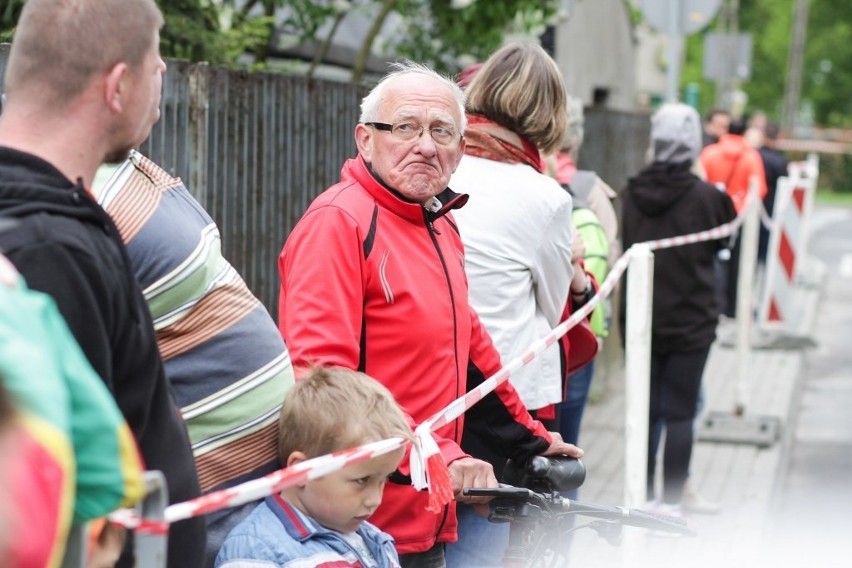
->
xmin=93 ymin=151 xmax=294 ymax=551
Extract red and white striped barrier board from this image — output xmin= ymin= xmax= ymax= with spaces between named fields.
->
xmin=757 ymin=171 xmax=816 ymax=328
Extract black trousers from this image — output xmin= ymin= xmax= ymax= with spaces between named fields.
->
xmin=647 ymin=346 xmax=711 ymax=504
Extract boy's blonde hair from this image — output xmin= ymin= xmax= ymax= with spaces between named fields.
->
xmin=278 ymin=366 xmax=412 ymax=462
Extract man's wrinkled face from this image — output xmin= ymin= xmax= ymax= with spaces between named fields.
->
xmin=355 ymin=75 xmax=465 ymax=204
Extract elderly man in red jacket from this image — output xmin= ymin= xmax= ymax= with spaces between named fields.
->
xmin=278 ymin=61 xmax=581 ymax=567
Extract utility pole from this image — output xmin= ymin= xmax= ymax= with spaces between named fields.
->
xmin=715 ymin=0 xmax=739 ymax=110
xmin=782 ymin=0 xmax=810 ymax=135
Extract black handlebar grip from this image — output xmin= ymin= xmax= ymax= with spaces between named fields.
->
xmin=501 ymin=455 xmax=586 ymax=493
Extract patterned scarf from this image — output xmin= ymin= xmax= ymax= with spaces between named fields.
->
xmin=463 ymin=114 xmax=544 ymax=173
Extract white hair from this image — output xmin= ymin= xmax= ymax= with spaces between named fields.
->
xmin=359 ymin=60 xmax=468 ymax=134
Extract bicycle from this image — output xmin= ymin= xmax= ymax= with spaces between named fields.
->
xmin=463 ymin=455 xmax=695 ymax=568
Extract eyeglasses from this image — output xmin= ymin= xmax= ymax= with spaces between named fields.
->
xmin=363 ymin=121 xmax=458 ymax=145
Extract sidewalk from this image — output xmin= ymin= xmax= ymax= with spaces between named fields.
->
xmin=563 ymin=261 xmax=823 ymax=568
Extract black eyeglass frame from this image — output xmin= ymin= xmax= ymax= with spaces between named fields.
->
xmin=362 ymin=121 xmax=459 ymax=145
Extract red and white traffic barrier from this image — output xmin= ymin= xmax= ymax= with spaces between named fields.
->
xmin=757 ymin=169 xmax=816 ymax=329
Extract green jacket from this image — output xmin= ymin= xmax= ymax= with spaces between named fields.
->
xmin=573 ymin=207 xmax=610 ymax=337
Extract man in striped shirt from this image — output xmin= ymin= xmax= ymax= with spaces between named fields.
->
xmin=93 ymin=151 xmax=295 ymax=566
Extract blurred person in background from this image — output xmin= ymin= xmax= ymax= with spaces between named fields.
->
xmin=621 ymin=103 xmax=736 ymax=517
xmin=548 ymin=95 xmax=619 ymax=465
xmin=702 ymin=108 xmax=730 ymax=147
xmin=700 ymin=116 xmax=767 ymax=318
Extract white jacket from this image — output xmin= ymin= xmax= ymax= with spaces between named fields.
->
xmin=451 ymin=155 xmax=574 ymax=410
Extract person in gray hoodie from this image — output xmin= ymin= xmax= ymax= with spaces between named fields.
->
xmin=620 ymin=103 xmax=736 ymax=515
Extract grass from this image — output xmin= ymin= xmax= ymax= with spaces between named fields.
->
xmin=815 ymin=189 xmax=852 ymax=207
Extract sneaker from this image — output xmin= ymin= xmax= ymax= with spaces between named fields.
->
xmin=681 ymin=484 xmax=721 ymax=515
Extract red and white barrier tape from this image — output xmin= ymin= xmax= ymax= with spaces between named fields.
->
xmin=409 ymin=194 xmax=758 ymax=508
xmin=410 ymin=251 xmax=632 ymax=510
xmin=109 ymin=437 xmax=407 ymax=530
xmin=109 ymin=195 xmax=757 ymax=528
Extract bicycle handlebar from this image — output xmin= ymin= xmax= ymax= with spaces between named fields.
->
xmin=463 ymin=486 xmax=696 ymax=537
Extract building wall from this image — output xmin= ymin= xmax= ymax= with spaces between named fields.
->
xmin=553 ymin=0 xmax=638 ymax=111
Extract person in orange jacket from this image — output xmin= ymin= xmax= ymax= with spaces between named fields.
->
xmin=699 ymin=116 xmax=767 ymax=317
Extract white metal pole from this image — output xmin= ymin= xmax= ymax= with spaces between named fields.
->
xmin=624 ymin=244 xmax=654 ymax=508
xmin=734 ymin=177 xmax=760 ymax=415
xmin=665 ymin=0 xmax=683 ymax=102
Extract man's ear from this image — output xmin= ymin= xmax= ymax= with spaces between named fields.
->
xmin=286 ymin=451 xmax=308 ymax=468
xmin=354 ymin=123 xmax=373 ymax=161
xmin=104 ymin=62 xmax=129 ymax=114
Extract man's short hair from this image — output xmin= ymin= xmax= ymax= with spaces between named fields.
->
xmin=278 ymin=366 xmax=412 ymax=462
xmin=764 ymin=122 xmax=781 ymax=140
xmin=359 ymin=61 xmax=468 ymax=135
xmin=5 ymin=0 xmax=164 ymax=106
xmin=728 ymin=117 xmax=748 ymax=136
xmin=705 ymin=108 xmax=730 ymax=123
xmin=464 ymin=42 xmax=568 ymax=155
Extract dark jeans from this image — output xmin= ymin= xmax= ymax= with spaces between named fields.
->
xmin=400 ymin=543 xmax=446 ymax=568
xmin=445 ymin=503 xmax=509 ymax=567
xmin=557 ymin=361 xmax=595 ymax=502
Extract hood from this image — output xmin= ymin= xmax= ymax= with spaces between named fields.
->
xmin=625 ymin=161 xmax=696 ymax=217
xmin=650 ymin=103 xmax=702 ymax=164
xmin=0 ymin=146 xmax=102 ymax=224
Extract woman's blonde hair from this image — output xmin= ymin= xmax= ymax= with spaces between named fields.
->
xmin=278 ymin=366 xmax=413 ymax=462
xmin=464 ymin=42 xmax=568 ymax=154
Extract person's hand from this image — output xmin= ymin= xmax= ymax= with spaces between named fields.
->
xmin=449 ymin=457 xmax=498 ymax=505
xmin=540 ymin=431 xmax=584 ymax=459
xmin=87 ymin=521 xmax=126 ymax=568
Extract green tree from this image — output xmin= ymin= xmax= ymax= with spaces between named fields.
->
xmin=801 ymin=0 xmax=852 ymax=127
xmin=681 ymin=0 xmax=851 ymax=128
xmin=387 ymin=0 xmax=562 ymax=76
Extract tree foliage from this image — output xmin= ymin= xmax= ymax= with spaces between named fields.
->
xmin=681 ymin=0 xmax=851 ymax=128
xmin=155 ymin=0 xmax=563 ymax=77
xmin=388 ymin=0 xmax=562 ymax=75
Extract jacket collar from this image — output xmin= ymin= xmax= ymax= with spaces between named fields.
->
xmin=345 ymin=155 xmax=468 ymax=224
xmin=266 ymin=494 xmax=394 ymax=548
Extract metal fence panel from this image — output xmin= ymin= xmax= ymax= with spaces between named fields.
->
xmin=137 ymin=62 xmax=366 ymax=315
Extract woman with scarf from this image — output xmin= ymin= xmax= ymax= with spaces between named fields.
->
xmin=447 ymin=42 xmax=593 ymax=567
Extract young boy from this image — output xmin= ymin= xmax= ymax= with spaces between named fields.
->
xmin=215 ymin=366 xmax=413 ymax=568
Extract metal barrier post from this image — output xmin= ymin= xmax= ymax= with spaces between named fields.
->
xmin=624 ymin=244 xmax=654 ymax=509
xmin=134 ymin=470 xmax=169 ymax=568
xmin=734 ymin=177 xmax=760 ymax=414
xmin=60 ymin=524 xmax=87 ymax=568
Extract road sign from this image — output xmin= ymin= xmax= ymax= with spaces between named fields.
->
xmin=639 ymin=0 xmax=722 ymax=36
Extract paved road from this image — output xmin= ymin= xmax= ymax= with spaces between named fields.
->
xmin=764 ymin=203 xmax=852 ymax=566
